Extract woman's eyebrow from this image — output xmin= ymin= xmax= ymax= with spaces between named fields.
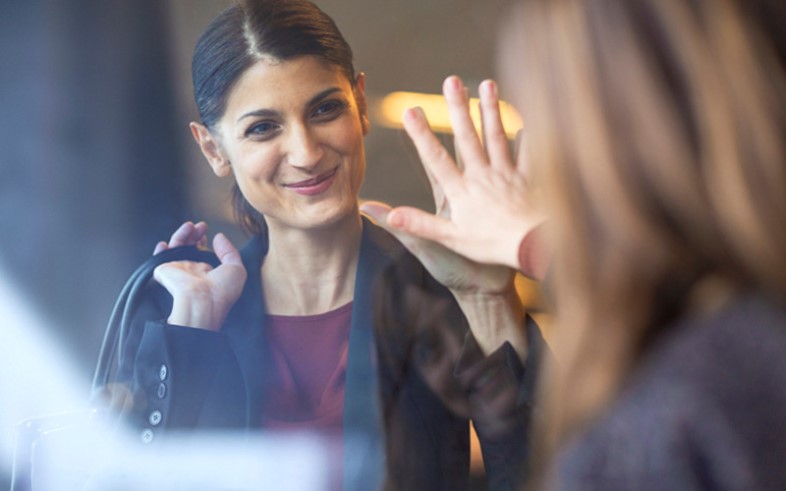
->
xmin=236 ymin=87 xmax=344 ymax=124
xmin=237 ymin=108 xmax=278 ymax=123
xmin=307 ymin=87 xmax=341 ymax=106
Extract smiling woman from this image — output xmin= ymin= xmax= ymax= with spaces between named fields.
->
xmin=191 ymin=56 xmax=368 ymax=235
xmin=97 ymin=1 xmax=542 ymax=490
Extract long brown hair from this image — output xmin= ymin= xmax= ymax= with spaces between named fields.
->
xmin=502 ymin=0 xmax=786 ymax=478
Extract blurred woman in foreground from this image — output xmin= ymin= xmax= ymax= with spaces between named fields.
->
xmin=371 ymin=0 xmax=786 ymax=488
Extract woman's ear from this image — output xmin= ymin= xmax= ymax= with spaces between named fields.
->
xmin=354 ymin=72 xmax=371 ymax=135
xmin=190 ymin=122 xmax=232 ymax=177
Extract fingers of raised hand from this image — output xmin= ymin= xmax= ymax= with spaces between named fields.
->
xmin=362 ymin=200 xmax=456 ymax=250
xmin=478 ymin=80 xmax=514 ymax=170
xmin=453 ymin=86 xmax=471 ymax=174
xmin=359 ymin=200 xmax=392 ymax=226
xmin=402 ymin=107 xmax=462 ymax=195
xmin=443 ymin=76 xmax=486 ymax=170
xmin=513 ymin=128 xmax=532 ymax=181
xmin=387 ymin=206 xmax=456 ymax=246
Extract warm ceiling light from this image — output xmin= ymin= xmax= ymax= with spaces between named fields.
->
xmin=374 ymin=91 xmax=523 ymax=139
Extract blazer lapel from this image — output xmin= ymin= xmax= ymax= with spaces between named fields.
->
xmin=342 ymin=218 xmax=400 ymax=490
xmin=222 ymin=219 xmax=402 ymax=490
xmin=223 ymin=234 xmax=270 ymax=429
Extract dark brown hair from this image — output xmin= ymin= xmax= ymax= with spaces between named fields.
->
xmin=192 ymin=0 xmax=356 ymax=235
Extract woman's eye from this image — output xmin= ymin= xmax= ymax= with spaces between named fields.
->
xmin=245 ymin=121 xmax=279 ymax=138
xmin=313 ymin=100 xmax=345 ymax=119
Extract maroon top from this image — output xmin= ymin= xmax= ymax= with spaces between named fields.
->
xmin=260 ymin=302 xmax=352 ymax=490
xmin=260 ymin=301 xmax=352 ymax=431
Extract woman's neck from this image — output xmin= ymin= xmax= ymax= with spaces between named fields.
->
xmin=261 ymin=213 xmax=363 ymax=315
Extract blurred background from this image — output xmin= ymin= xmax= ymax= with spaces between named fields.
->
xmin=0 ymin=0 xmax=527 ymax=487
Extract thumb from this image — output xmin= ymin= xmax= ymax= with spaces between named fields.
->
xmin=360 ymin=200 xmax=392 ymax=226
xmin=212 ymin=233 xmax=243 ymax=266
xmin=361 ymin=200 xmax=421 ymax=251
xmin=363 ymin=200 xmax=456 ymax=247
xmin=386 ymin=206 xmax=454 ymax=246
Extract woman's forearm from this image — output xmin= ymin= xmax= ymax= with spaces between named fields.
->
xmin=452 ymin=286 xmax=528 ymax=362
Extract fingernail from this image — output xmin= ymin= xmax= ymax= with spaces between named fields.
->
xmin=404 ymin=106 xmax=426 ymax=124
xmin=481 ymin=80 xmax=497 ymax=99
xmin=444 ymin=75 xmax=462 ymax=93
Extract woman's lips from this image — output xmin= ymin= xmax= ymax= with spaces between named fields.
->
xmin=283 ymin=167 xmax=339 ymax=196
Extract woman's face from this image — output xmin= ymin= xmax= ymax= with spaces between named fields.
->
xmin=196 ymin=55 xmax=369 ymax=233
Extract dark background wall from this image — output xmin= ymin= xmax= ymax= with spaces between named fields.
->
xmin=1 ymin=0 xmax=189 ymax=378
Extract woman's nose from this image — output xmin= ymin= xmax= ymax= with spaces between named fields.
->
xmin=284 ymin=125 xmax=323 ymax=170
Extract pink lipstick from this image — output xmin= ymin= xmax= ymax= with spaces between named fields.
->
xmin=284 ymin=167 xmax=338 ymax=196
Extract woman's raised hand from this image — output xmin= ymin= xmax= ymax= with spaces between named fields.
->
xmin=366 ymin=76 xmax=546 ymax=277
xmin=152 ymin=221 xmax=247 ymax=331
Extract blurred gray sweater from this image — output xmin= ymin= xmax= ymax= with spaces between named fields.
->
xmin=554 ymin=295 xmax=786 ymax=490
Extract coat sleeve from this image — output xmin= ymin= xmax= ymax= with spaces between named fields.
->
xmin=454 ymin=315 xmax=547 ymax=491
xmin=113 ymin=282 xmax=248 ymax=444
xmin=373 ymin=247 xmax=548 ymax=491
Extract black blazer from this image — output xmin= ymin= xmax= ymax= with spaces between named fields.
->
xmin=117 ymin=218 xmax=539 ymax=491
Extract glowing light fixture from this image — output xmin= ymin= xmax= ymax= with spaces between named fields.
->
xmin=375 ymin=91 xmax=523 ymax=139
